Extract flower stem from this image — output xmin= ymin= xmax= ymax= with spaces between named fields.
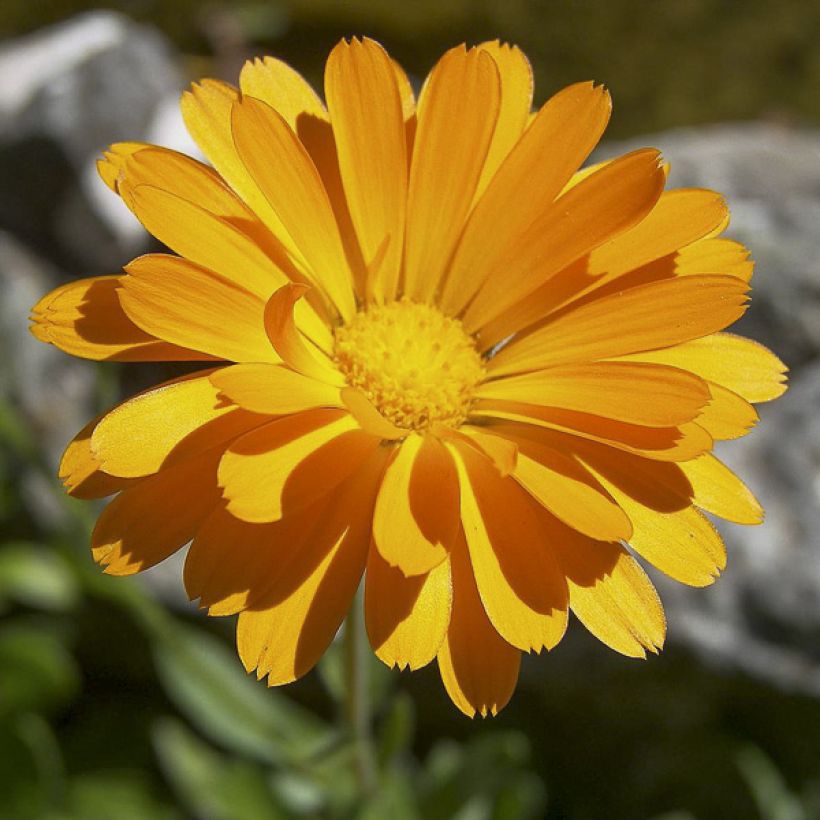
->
xmin=344 ymin=587 xmax=377 ymax=796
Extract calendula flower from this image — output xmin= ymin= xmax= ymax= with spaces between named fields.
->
xmin=31 ymin=38 xmax=786 ymax=717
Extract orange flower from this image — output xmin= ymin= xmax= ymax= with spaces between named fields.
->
xmin=31 ymin=39 xmax=787 ymax=716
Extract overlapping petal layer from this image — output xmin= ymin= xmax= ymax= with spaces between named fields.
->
xmin=31 ymin=36 xmax=785 ymax=717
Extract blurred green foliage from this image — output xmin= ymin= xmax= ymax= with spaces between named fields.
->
xmin=3 ymin=0 xmax=820 ymax=138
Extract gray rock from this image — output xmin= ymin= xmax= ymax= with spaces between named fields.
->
xmin=0 ymin=11 xmax=186 ymax=274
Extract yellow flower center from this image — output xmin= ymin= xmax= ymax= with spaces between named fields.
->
xmin=334 ymin=299 xmax=485 ymax=431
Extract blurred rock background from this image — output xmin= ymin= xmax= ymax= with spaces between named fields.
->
xmin=1 ymin=2 xmax=819 ymax=819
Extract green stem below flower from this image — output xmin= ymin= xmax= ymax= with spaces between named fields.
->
xmin=344 ymin=587 xmax=377 ymax=797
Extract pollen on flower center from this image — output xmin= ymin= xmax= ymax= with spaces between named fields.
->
xmin=334 ymin=298 xmax=485 ymax=431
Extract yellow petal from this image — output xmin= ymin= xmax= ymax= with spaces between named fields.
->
xmin=473 ymin=41 xmax=533 ymax=199
xmin=340 ymin=388 xmax=408 ymax=440
xmin=373 ymin=434 xmax=459 ymax=576
xmin=263 ymin=284 xmax=344 ymax=384
xmin=365 ymin=548 xmax=451 ymax=671
xmin=180 ymin=78 xmax=306 ymax=268
xmin=551 ymin=529 xmax=665 ymax=658
xmin=59 ymin=415 xmax=135 ymax=499
xmin=489 ymin=275 xmax=750 ymax=377
xmin=403 ymin=46 xmax=501 ymax=302
xmin=463 ymin=148 xmax=665 ymax=335
xmin=128 ymin=184 xmax=284 ymax=297
xmin=231 ymin=96 xmax=356 ymax=320
xmin=325 ymin=37 xmax=408 ymax=303
xmin=492 ymin=424 xmax=632 ymax=541
xmin=92 ymin=449 xmax=222 ymax=576
xmin=695 ymin=382 xmax=759 ymax=440
xmin=96 ymin=141 xmax=150 ymax=190
xmin=478 ymin=362 xmax=710 ymax=427
xmin=675 ymin=238 xmax=754 ymax=282
xmin=210 ymin=364 xmax=342 ymax=415
xmin=239 ymin=56 xmax=327 ymax=126
xmin=92 ymin=371 xmax=263 ymax=478
xmin=437 ymin=533 xmax=520 ymax=718
xmin=440 ymin=81 xmax=610 ymax=315
xmin=218 ymin=409 xmax=380 ymax=523
xmin=679 ymin=454 xmax=763 ymax=525
xmin=616 ymin=332 xmax=787 ymax=403
xmin=439 ymin=424 xmax=518 ymax=476
xmin=451 ymin=440 xmax=568 ymax=653
xmin=237 ymin=452 xmax=385 ymax=685
xmin=578 ymin=447 xmax=726 ymax=586
xmin=119 ymin=254 xmax=280 ymax=363
xmin=471 ymin=402 xmax=713 ymax=462
xmin=29 ymin=276 xmax=214 ymax=362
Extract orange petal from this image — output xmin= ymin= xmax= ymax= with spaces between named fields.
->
xmin=492 ymin=424 xmax=632 ymax=542
xmin=184 ymin=500 xmax=322 ymax=615
xmin=92 ymin=449 xmax=223 ymax=576
xmin=481 ymin=188 xmax=732 ymax=345
xmin=119 ymin=254 xmax=279 ymax=363
xmin=325 ymin=37 xmax=408 ymax=303
xmin=403 ymin=46 xmax=501 ymax=302
xmin=478 ymin=362 xmax=710 ymax=427
xmin=59 ymin=415 xmax=136 ymax=499
xmin=365 ymin=547 xmax=451 ymax=670
xmin=437 ymin=533 xmax=520 ymax=718
xmin=29 ymin=276 xmax=214 ymax=362
xmin=440 ymin=81 xmax=610 ymax=315
xmin=616 ymin=332 xmax=787 ymax=403
xmin=463 ymin=148 xmax=665 ymax=334
xmin=180 ymin=78 xmax=307 ymax=268
xmin=218 ymin=409 xmax=380 ymax=523
xmin=488 ymin=275 xmax=749 ymax=377
xmin=586 ymin=188 xmax=729 ymax=282
xmin=437 ymin=424 xmax=518 ymax=476
xmin=237 ymin=452 xmax=385 ymax=685
xmin=263 ymin=284 xmax=343 ymax=384
xmin=210 ymin=364 xmax=342 ymax=415
xmin=451 ymin=440 xmax=568 ymax=653
xmin=91 ymin=371 xmax=265 ymax=478
xmin=231 ymin=96 xmax=356 ymax=320
xmin=551 ymin=527 xmax=666 ymax=658
xmin=471 ymin=402 xmax=713 ymax=462
xmin=373 ymin=434 xmax=459 ymax=576
xmin=576 ymin=444 xmax=725 ymax=586
xmin=473 ymin=41 xmax=533 ymax=199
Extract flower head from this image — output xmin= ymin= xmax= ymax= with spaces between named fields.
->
xmin=31 ymin=38 xmax=787 ymax=716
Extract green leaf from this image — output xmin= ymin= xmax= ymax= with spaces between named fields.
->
xmin=737 ymin=746 xmax=807 ymax=820
xmin=357 ymin=768 xmax=420 ymax=820
xmin=152 ymin=623 xmax=332 ymax=765
xmin=152 ymin=717 xmax=290 ymax=820
xmin=0 ymin=621 xmax=80 ymax=716
xmin=67 ymin=770 xmax=179 ymax=820
xmin=0 ymin=542 xmax=79 ymax=612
